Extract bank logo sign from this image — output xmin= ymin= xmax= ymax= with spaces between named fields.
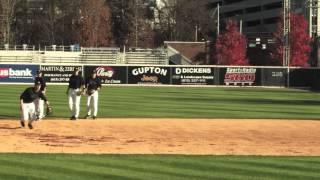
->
xmin=0 ymin=65 xmax=38 ymax=82
xmin=0 ymin=68 xmax=33 ymax=79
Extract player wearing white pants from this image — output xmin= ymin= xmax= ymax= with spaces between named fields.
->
xmin=68 ymin=88 xmax=82 ymax=119
xmin=66 ymin=67 xmax=84 ymax=120
xmin=85 ymin=70 xmax=101 ymax=119
xmin=34 ymin=99 xmax=44 ymax=119
xmin=34 ymin=70 xmax=47 ymax=120
xmin=20 ymin=81 xmax=50 ymax=129
xmin=86 ymin=90 xmax=99 ymax=118
xmin=21 ymin=102 xmax=36 ymax=124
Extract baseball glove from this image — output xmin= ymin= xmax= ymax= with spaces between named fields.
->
xmin=87 ymin=89 xmax=96 ymax=96
xmin=76 ymin=91 xmax=82 ymax=96
xmin=46 ymin=105 xmax=53 ymax=116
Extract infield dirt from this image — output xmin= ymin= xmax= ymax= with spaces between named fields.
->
xmin=0 ymin=119 xmax=319 ymax=156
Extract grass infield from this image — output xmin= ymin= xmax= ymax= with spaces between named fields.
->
xmin=1 ymin=85 xmax=320 ymax=179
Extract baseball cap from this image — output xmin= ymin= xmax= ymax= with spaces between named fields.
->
xmin=36 ymin=70 xmax=42 ymax=74
xmin=74 ymin=67 xmax=79 ymax=71
xmin=35 ymin=81 xmax=41 ymax=85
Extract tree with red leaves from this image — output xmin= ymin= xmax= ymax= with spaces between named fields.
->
xmin=271 ymin=13 xmax=312 ymax=67
xmin=215 ymin=19 xmax=248 ymax=65
xmin=77 ymin=0 xmax=113 ymax=47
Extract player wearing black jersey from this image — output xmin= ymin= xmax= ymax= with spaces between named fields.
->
xmin=20 ymin=81 xmax=50 ymax=129
xmin=84 ymin=70 xmax=102 ymax=119
xmin=66 ymin=67 xmax=84 ymax=120
xmin=34 ymin=70 xmax=47 ymax=120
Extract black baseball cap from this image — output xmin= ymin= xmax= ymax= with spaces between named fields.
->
xmin=35 ymin=81 xmax=41 ymax=85
xmin=36 ymin=70 xmax=42 ymax=74
xmin=74 ymin=67 xmax=80 ymax=71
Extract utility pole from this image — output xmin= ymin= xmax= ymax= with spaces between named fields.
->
xmin=283 ymin=0 xmax=291 ymax=67
xmin=283 ymin=0 xmax=291 ymax=87
xmin=307 ymin=0 xmax=320 ymax=66
xmin=135 ymin=0 xmax=138 ymax=47
xmin=239 ymin=18 xmax=243 ymax=34
xmin=195 ymin=25 xmax=198 ymax=42
xmin=307 ymin=0 xmax=320 ymax=37
xmin=217 ymin=3 xmax=220 ymax=36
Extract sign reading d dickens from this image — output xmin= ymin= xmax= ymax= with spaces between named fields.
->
xmin=172 ymin=67 xmax=214 ymax=85
xmin=128 ymin=66 xmax=170 ymax=84
xmin=41 ymin=65 xmax=82 ymax=83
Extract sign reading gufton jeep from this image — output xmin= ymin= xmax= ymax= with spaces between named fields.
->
xmin=128 ymin=66 xmax=170 ymax=84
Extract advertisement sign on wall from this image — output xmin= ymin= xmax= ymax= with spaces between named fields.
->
xmin=40 ymin=65 xmax=82 ymax=83
xmin=0 ymin=64 xmax=39 ymax=82
xmin=84 ymin=66 xmax=127 ymax=84
xmin=220 ymin=67 xmax=261 ymax=86
xmin=171 ymin=67 xmax=215 ymax=85
xmin=128 ymin=66 xmax=170 ymax=84
xmin=262 ymin=68 xmax=286 ymax=86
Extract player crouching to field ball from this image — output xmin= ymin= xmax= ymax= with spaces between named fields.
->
xmin=84 ymin=70 xmax=102 ymax=119
xmin=20 ymin=81 xmax=50 ymax=129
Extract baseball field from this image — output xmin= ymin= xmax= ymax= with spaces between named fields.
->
xmin=0 ymin=85 xmax=320 ymax=179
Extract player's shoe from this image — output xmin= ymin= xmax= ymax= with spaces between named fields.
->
xmin=70 ymin=116 xmax=76 ymax=120
xmin=28 ymin=123 xmax=33 ymax=129
xmin=84 ymin=115 xmax=91 ymax=119
xmin=93 ymin=116 xmax=97 ymax=120
xmin=20 ymin=121 xmax=25 ymax=128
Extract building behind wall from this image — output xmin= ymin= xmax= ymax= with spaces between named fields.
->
xmin=209 ymin=0 xmax=320 ymax=66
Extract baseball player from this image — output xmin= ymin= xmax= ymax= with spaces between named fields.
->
xmin=34 ymin=70 xmax=47 ymax=120
xmin=20 ymin=81 xmax=50 ymax=129
xmin=66 ymin=67 xmax=84 ymax=120
xmin=84 ymin=70 xmax=102 ymax=119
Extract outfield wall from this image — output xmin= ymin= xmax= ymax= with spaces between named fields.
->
xmin=1 ymin=63 xmax=319 ymax=88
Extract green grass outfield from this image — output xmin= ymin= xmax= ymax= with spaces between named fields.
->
xmin=0 ymin=154 xmax=319 ymax=180
xmin=1 ymin=85 xmax=320 ymax=119
xmin=1 ymin=85 xmax=320 ymax=179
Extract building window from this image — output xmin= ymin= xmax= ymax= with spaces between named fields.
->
xmin=245 ymin=6 xmax=261 ymax=13
xmin=263 ymin=17 xmax=280 ymax=24
xmin=263 ymin=2 xmax=282 ymax=10
xmin=246 ymin=20 xmax=261 ymax=27
xmin=224 ymin=10 xmax=243 ymax=18
xmin=224 ymin=0 xmax=244 ymax=5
